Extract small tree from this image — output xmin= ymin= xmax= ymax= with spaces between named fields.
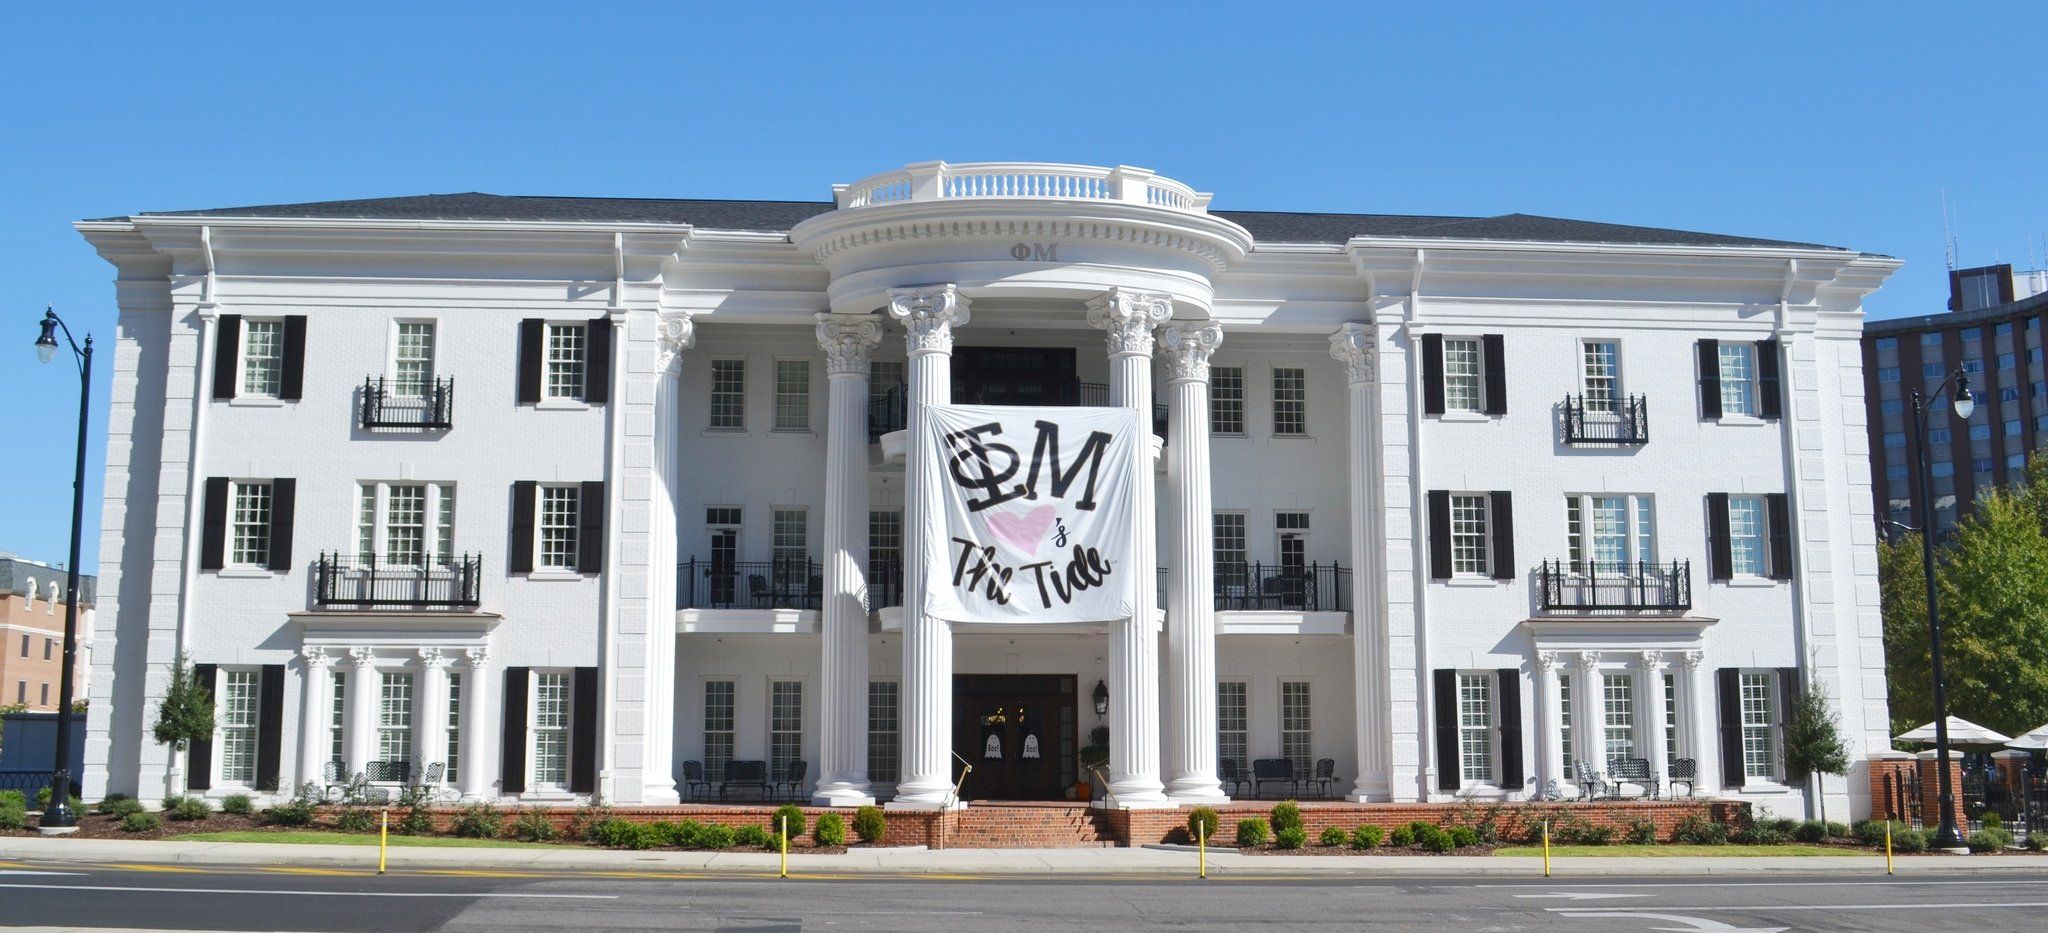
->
xmin=1782 ymin=682 xmax=1851 ymax=828
xmin=152 ymin=654 xmax=215 ymax=761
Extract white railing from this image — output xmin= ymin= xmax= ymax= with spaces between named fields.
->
xmin=834 ymin=161 xmax=1211 ymax=214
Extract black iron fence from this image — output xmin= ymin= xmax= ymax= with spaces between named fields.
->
xmin=1879 ymin=765 xmax=1923 ymax=827
xmin=678 ymin=557 xmax=825 ymax=610
xmin=360 ymin=376 xmax=454 ymax=429
xmin=1538 ymin=559 xmax=1692 ymax=611
xmin=313 ymin=553 xmax=482 ymax=609
xmin=1562 ymin=394 xmax=1648 ymax=446
xmin=1214 ymin=562 xmax=1350 ymax=612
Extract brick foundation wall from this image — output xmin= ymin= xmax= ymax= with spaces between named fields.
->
xmin=1112 ymin=800 xmax=1751 ymax=847
xmin=315 ymin=803 xmax=949 ymax=848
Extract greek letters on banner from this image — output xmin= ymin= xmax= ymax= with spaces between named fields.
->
xmin=923 ymin=405 xmax=1139 ymax=623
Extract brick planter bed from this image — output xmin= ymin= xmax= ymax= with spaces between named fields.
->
xmin=1112 ymin=799 xmax=1751 ymax=848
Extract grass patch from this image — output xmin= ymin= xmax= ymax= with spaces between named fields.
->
xmin=1494 ymin=844 xmax=1847 ymax=858
xmin=178 ymin=831 xmax=575 ymax=849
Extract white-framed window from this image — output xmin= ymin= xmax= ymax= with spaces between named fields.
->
xmin=1272 ymin=367 xmax=1307 ymax=436
xmin=1739 ymin=671 xmax=1780 ymax=781
xmin=218 ymin=669 xmax=261 ymax=785
xmin=1457 ymin=673 xmax=1495 ymax=786
xmin=1581 ymin=340 xmax=1620 ymax=412
xmin=1280 ymin=680 xmax=1312 ymax=774
xmin=531 ymin=672 xmax=570 ymax=789
xmin=710 ymin=359 xmax=746 ymax=429
xmin=543 ymin=324 xmax=586 ymax=400
xmin=378 ymin=672 xmax=415 ymax=777
xmin=1276 ymin=511 xmax=1310 ymax=571
xmin=538 ymin=485 xmax=580 ymax=570
xmin=357 ymin=482 xmax=457 ymax=565
xmin=1210 ymin=366 xmax=1245 ymax=435
xmin=1557 ymin=673 xmax=1573 ymax=765
xmin=392 ymin=321 xmax=436 ymax=398
xmin=1213 ymin=512 xmax=1248 ymax=594
xmin=769 ymin=680 xmax=803 ymax=778
xmin=772 ymin=508 xmax=808 ymax=590
xmin=240 ymin=319 xmax=285 ymax=397
xmin=1443 ymin=337 xmax=1483 ymax=412
xmin=1217 ymin=681 xmax=1248 ymax=775
xmin=1565 ymin=494 xmax=1656 ymax=568
xmin=445 ymin=672 xmax=462 ymax=785
xmin=703 ymin=680 xmax=735 ymax=782
xmin=868 ymin=510 xmax=902 ymax=574
xmin=1663 ymin=674 xmax=1678 ymax=766
xmin=330 ymin=671 xmax=347 ymax=764
xmin=230 ymin=482 xmax=273 ymax=567
xmin=773 ymin=360 xmax=810 ymax=430
xmin=1727 ymin=495 xmax=1768 ymax=577
xmin=868 ymin=680 xmax=899 ymax=784
xmin=1602 ymin=674 xmax=1635 ymax=762
xmin=1450 ymin=494 xmax=1490 ymax=576
xmin=1718 ymin=343 xmax=1758 ymax=416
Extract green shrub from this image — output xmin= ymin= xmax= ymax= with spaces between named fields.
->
xmin=853 ymin=805 xmax=886 ymax=844
xmin=1388 ymin=824 xmax=1416 ymax=847
xmin=588 ymin=817 xmax=643 ymax=848
xmin=1852 ymin=819 xmax=1890 ymax=847
xmin=1447 ymin=825 xmax=1480 ymax=849
xmin=1731 ymin=818 xmax=1790 ymax=846
xmin=264 ymin=793 xmax=317 ymax=827
xmin=1186 ymin=805 xmax=1220 ymax=843
xmin=164 ymin=795 xmax=211 ymax=821
xmin=1983 ymin=813 xmax=2004 ymax=832
xmin=646 ymin=820 xmax=693 ymax=848
xmin=0 ymin=801 xmax=27 ymax=830
xmin=1319 ymin=825 xmax=1349 ymax=847
xmin=1625 ymin=819 xmax=1658 ymax=845
xmin=1824 ymin=821 xmax=1849 ymax=839
xmin=1349 ymin=825 xmax=1384 ymax=849
xmin=334 ymin=808 xmax=376 ymax=833
xmin=397 ymin=807 xmax=435 ymax=836
xmin=771 ymin=804 xmax=806 ymax=840
xmin=698 ymin=823 xmax=737 ymax=849
xmin=1235 ymin=817 xmax=1270 ymax=847
xmin=2027 ymin=833 xmax=2047 ymax=852
xmin=93 ymin=793 xmax=134 ymax=814
xmin=1968 ymin=827 xmax=2015 ymax=853
xmin=450 ymin=801 xmax=503 ymax=838
xmin=814 ymin=812 xmax=847 ymax=847
xmin=33 ymin=787 xmax=82 ymax=814
xmin=1673 ymin=813 xmax=1728 ymax=846
xmin=1270 ymin=800 xmax=1304 ymax=834
xmin=1892 ymin=828 xmax=1930 ymax=853
xmin=1416 ymin=825 xmax=1454 ymax=853
xmin=510 ymin=807 xmax=557 ymax=843
xmin=101 ymin=797 xmax=147 ymax=819
xmin=735 ymin=824 xmax=773 ymax=848
xmin=567 ymin=796 xmax=615 ymax=841
xmin=219 ymin=793 xmax=254 ymax=816
xmin=121 ymin=811 xmax=162 ymax=833
xmin=1273 ymin=826 xmax=1309 ymax=850
xmin=0 ymin=790 xmax=25 ymax=811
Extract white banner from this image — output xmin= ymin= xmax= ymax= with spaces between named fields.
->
xmin=922 ymin=404 xmax=1139 ymax=623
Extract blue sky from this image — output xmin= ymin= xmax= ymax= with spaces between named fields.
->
xmin=2 ymin=1 xmax=2042 ymax=571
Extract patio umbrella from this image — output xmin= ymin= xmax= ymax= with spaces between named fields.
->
xmin=2006 ymin=723 xmax=2048 ymax=750
xmin=1893 ymin=716 xmax=2013 ymax=746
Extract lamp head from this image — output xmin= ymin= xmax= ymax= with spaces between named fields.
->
xmin=35 ymin=310 xmax=59 ymax=364
xmin=1092 ymin=679 xmax=1109 ymax=715
xmin=1954 ymin=370 xmax=1976 ymax=420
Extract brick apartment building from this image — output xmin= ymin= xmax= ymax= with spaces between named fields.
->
xmin=0 ymin=554 xmax=95 ymax=711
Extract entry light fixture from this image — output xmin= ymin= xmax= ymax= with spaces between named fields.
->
xmin=1093 ymin=680 xmax=1109 ymax=716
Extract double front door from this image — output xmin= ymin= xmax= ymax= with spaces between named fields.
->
xmin=952 ymin=674 xmax=1076 ymax=801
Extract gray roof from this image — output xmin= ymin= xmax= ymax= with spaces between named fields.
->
xmin=0 ymin=556 xmax=95 ymax=605
xmin=103 ymin=192 xmax=1846 ymax=251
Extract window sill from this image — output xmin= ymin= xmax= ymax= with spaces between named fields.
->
xmin=1211 ymin=432 xmax=1247 ymax=440
xmin=1453 ymin=784 xmax=1508 ymax=799
xmin=524 ymin=570 xmax=588 ymax=582
xmin=1714 ymin=415 xmax=1769 ymax=427
xmin=534 ymin=399 xmax=592 ymax=412
xmin=226 ymin=396 xmax=286 ymax=408
xmin=1437 ymin=411 xmax=1492 ymax=423
xmin=1442 ymin=576 xmax=1500 ymax=588
xmin=769 ymin=428 xmax=817 ymax=437
xmin=1270 ymin=433 xmax=1315 ymax=441
xmin=1719 ymin=576 xmax=1781 ymax=588
xmin=701 ymin=427 xmax=747 ymax=437
xmin=1736 ymin=781 xmax=1792 ymax=794
xmin=216 ymin=567 xmax=275 ymax=579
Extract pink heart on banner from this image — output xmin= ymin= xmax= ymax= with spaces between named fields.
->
xmin=987 ymin=504 xmax=1055 ymax=555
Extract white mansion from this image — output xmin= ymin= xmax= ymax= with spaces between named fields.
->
xmin=77 ymin=162 xmax=1899 ymax=818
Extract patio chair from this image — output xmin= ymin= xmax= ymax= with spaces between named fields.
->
xmin=1668 ymin=758 xmax=1697 ymax=797
xmin=1260 ymin=573 xmax=1308 ymax=610
xmin=1219 ymin=758 xmax=1249 ymax=797
xmin=1573 ymin=758 xmax=1603 ymax=799
xmin=321 ymin=759 xmax=350 ymax=803
xmin=681 ymin=760 xmax=713 ymax=801
xmin=1251 ymin=758 xmax=1297 ymax=798
xmin=721 ymin=759 xmax=770 ymax=800
xmin=1306 ymin=758 xmax=1337 ymax=798
xmin=774 ymin=760 xmax=809 ymax=799
xmin=748 ymin=574 xmax=772 ymax=609
xmin=807 ymin=575 xmax=824 ymax=609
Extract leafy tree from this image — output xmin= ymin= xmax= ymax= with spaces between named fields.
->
xmin=151 ymin=653 xmax=214 ymax=752
xmin=1782 ymin=683 xmax=1850 ymax=826
xmin=1878 ymin=530 xmax=1931 ymax=737
xmin=1931 ymin=491 xmax=2048 ymax=738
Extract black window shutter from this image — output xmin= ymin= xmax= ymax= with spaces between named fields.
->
xmin=583 ymin=319 xmax=612 ymax=405
xmin=1481 ymin=334 xmax=1507 ymax=414
xmin=569 ymin=666 xmax=599 ymax=794
xmin=1777 ymin=667 xmax=1803 ymax=786
xmin=212 ymin=315 xmax=242 ymax=400
xmin=1433 ymin=669 xmax=1460 ymax=791
xmin=516 ymin=319 xmax=545 ymax=404
xmin=1488 ymin=490 xmax=1515 ymax=581
xmin=279 ymin=315 xmax=308 ymax=401
xmin=255 ymin=664 xmax=285 ymax=791
xmin=1706 ymin=493 xmax=1733 ymax=581
xmin=1717 ymin=668 xmax=1745 ymax=788
xmin=187 ymin=663 xmax=218 ymax=791
xmin=1766 ymin=493 xmax=1794 ymax=580
xmin=267 ymin=479 xmax=296 ymax=571
xmin=1427 ymin=490 xmax=1452 ymax=580
xmin=577 ymin=481 xmax=606 ymax=573
xmin=1756 ymin=339 xmax=1783 ymax=420
xmin=200 ymin=477 xmax=230 ymax=571
xmin=501 ymin=668 xmax=529 ymax=794
xmin=1697 ymin=339 xmax=1722 ymax=419
xmin=1422 ymin=334 xmax=1446 ymax=415
xmin=1496 ymin=668 xmax=1524 ymax=790
xmin=509 ymin=482 xmax=537 ymax=574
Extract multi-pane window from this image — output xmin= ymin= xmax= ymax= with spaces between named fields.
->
xmin=1272 ymin=368 xmax=1307 ymax=435
xmin=384 ymin=485 xmax=428 ymax=564
xmin=710 ymin=359 xmax=746 ymax=429
xmin=1581 ymin=341 xmax=1619 ymax=412
xmin=1739 ymin=672 xmax=1779 ymax=780
xmin=868 ymin=680 xmax=899 ymax=784
xmin=532 ymin=672 xmax=570 ymax=788
xmin=1456 ymin=673 xmax=1494 ymax=785
xmin=1277 ymin=511 xmax=1309 ymax=571
xmin=1564 ymin=494 xmax=1655 ymax=567
xmin=230 ymin=482 xmax=273 ymax=567
xmin=1443 ymin=337 xmax=1483 ymax=412
xmin=703 ymin=681 xmax=735 ymax=781
xmin=1602 ymin=674 xmax=1635 ymax=762
xmin=1280 ymin=681 xmax=1312 ymax=774
xmin=1727 ymin=495 xmax=1767 ymax=577
xmin=538 ymin=486 xmax=580 ymax=570
xmin=379 ymin=672 xmax=415 ymax=776
xmin=330 ymin=672 xmax=347 ymax=763
xmin=774 ymin=360 xmax=810 ymax=430
xmin=393 ymin=322 xmax=435 ymax=398
xmin=868 ymin=510 xmax=902 ymax=573
xmin=1663 ymin=674 xmax=1678 ymax=765
xmin=1450 ymin=494 xmax=1490 ymax=575
xmin=1213 ymin=513 xmax=1248 ymax=593
xmin=1557 ymin=674 xmax=1573 ymax=765
xmin=1217 ymin=681 xmax=1249 ymax=776
xmin=769 ymin=680 xmax=803 ymax=778
xmin=445 ymin=672 xmax=462 ymax=785
xmin=544 ymin=324 xmax=585 ymax=400
xmin=1718 ymin=343 xmax=1758 ymax=416
xmin=1210 ymin=366 xmax=1245 ymax=434
xmin=772 ymin=508 xmax=807 ymax=590
xmin=241 ymin=320 xmax=284 ymax=397
xmin=219 ymin=670 xmax=260 ymax=784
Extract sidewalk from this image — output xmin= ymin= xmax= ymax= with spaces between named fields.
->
xmin=5 ymin=836 xmax=2048 ymax=877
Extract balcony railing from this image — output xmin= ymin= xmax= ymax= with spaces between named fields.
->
xmin=1537 ymin=559 xmax=1692 ymax=612
xmin=835 ymin=162 xmax=1211 ymax=215
xmin=314 ymin=553 xmax=482 ymax=609
xmin=1562 ymin=394 xmax=1648 ymax=446
xmin=678 ymin=557 xmax=825 ymax=610
xmin=1214 ymin=562 xmax=1350 ymax=612
xmin=360 ymin=376 xmax=454 ymax=430
xmin=868 ymin=382 xmax=1168 ymax=441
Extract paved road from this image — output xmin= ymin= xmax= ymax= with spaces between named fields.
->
xmin=1 ymin=861 xmax=2046 ymax=931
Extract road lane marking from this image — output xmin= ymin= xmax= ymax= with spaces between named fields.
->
xmin=0 ymin=882 xmax=619 ymax=899
xmin=99 ymin=863 xmax=207 ymax=873
xmin=1556 ymin=910 xmax=1785 ymax=932
xmin=1515 ymin=892 xmax=1652 ymax=901
xmin=1552 ymin=901 xmax=2048 ymax=912
xmin=1478 ymin=879 xmax=2048 ymax=890
xmin=0 ymin=870 xmax=86 ymax=876
xmin=253 ymin=867 xmax=364 ymax=877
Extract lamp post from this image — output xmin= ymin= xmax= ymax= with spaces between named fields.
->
xmin=1909 ymin=367 xmax=1973 ymax=852
xmin=32 ymin=307 xmax=91 ymax=833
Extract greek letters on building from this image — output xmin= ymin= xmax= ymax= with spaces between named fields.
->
xmin=77 ymin=162 xmax=1898 ymax=816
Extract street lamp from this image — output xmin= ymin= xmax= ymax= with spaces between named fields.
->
xmin=31 ymin=307 xmax=90 ymax=833
xmin=1909 ymin=367 xmax=1973 ymax=851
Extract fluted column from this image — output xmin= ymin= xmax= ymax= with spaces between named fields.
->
xmin=458 ymin=647 xmax=495 ymax=799
xmin=1682 ymin=650 xmax=1719 ymax=795
xmin=1573 ymin=651 xmax=1606 ymax=785
xmin=1088 ymin=287 xmax=1172 ymax=808
xmin=638 ymin=314 xmax=693 ymax=805
xmin=1637 ymin=651 xmax=1670 ymax=795
xmin=1535 ymin=651 xmax=1566 ymax=796
xmin=297 ymin=647 xmax=332 ymax=787
xmin=1330 ymin=323 xmax=1389 ymax=800
xmin=1159 ymin=322 xmax=1227 ymax=803
xmin=815 ymin=313 xmax=884 ymax=806
xmin=417 ymin=648 xmax=451 ymax=782
xmin=886 ymin=284 xmax=970 ymax=809
xmin=346 ymin=647 xmax=378 ymax=777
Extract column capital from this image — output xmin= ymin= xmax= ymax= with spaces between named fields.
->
xmin=300 ymin=646 xmax=331 ymax=669
xmin=1680 ymin=649 xmax=1706 ymax=672
xmin=1328 ymin=322 xmax=1375 ymax=384
xmin=1634 ymin=650 xmax=1665 ymax=673
xmin=418 ymin=647 xmax=453 ymax=670
xmin=887 ymin=284 xmax=971 ymax=355
xmin=1157 ymin=322 xmax=1224 ymax=383
xmin=656 ymin=313 xmax=696 ymax=371
xmin=816 ymin=313 xmax=884 ymax=376
xmin=1569 ymin=650 xmax=1604 ymax=670
xmin=1536 ymin=650 xmax=1562 ymax=673
xmin=1086 ymin=287 xmax=1173 ymax=356
xmin=349 ymin=646 xmax=377 ymax=669
xmin=463 ymin=646 xmax=491 ymax=669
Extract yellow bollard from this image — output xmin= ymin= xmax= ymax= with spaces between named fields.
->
xmin=1198 ymin=822 xmax=1207 ymax=880
xmin=378 ymin=809 xmax=388 ymax=875
xmin=1885 ymin=821 xmax=1895 ymax=876
xmin=779 ymin=816 xmax=788 ymax=879
xmin=1541 ymin=820 xmax=1551 ymax=878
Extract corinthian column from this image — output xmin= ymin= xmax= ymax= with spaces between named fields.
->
xmin=886 ymin=284 xmax=970 ymax=809
xmin=815 ymin=313 xmax=884 ymax=807
xmin=1159 ymin=322 xmax=1227 ymax=803
xmin=1087 ymin=287 xmax=1172 ymax=808
xmin=639 ymin=314 xmax=693 ymax=805
xmin=297 ymin=647 xmax=332 ymax=788
xmin=1330 ymin=323 xmax=1390 ymax=801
